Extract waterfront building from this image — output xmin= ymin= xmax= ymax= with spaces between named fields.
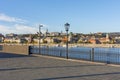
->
xmin=0 ymin=34 xmax=4 ymax=42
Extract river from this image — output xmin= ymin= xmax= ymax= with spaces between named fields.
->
xmin=30 ymin=46 xmax=120 ymax=64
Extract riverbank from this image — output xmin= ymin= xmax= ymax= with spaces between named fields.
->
xmin=1 ymin=43 xmax=120 ymax=48
xmin=69 ymin=44 xmax=120 ymax=48
xmin=42 ymin=44 xmax=120 ymax=48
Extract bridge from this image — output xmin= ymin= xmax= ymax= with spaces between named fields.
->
xmin=0 ymin=52 xmax=120 ymax=80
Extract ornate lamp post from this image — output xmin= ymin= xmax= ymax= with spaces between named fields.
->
xmin=39 ymin=24 xmax=43 ymax=54
xmin=46 ymin=29 xmax=48 ymax=37
xmin=64 ymin=23 xmax=70 ymax=59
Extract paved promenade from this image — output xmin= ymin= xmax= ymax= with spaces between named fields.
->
xmin=0 ymin=53 xmax=120 ymax=80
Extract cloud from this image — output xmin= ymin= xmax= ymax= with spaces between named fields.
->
xmin=0 ymin=13 xmax=47 ymax=34
xmin=15 ymin=24 xmax=38 ymax=34
xmin=0 ymin=24 xmax=38 ymax=34
xmin=0 ymin=13 xmax=27 ymax=23
xmin=0 ymin=25 xmax=15 ymax=34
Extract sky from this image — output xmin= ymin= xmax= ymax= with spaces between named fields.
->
xmin=0 ymin=0 xmax=120 ymax=34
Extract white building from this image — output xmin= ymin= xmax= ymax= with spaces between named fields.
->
xmin=0 ymin=34 xmax=4 ymax=42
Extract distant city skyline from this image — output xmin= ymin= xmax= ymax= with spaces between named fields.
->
xmin=0 ymin=0 xmax=120 ymax=34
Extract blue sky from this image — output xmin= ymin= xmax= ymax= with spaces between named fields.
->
xmin=0 ymin=0 xmax=120 ymax=34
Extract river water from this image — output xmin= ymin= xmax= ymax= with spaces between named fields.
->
xmin=30 ymin=46 xmax=120 ymax=64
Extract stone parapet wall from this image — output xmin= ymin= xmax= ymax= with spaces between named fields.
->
xmin=0 ymin=45 xmax=29 ymax=55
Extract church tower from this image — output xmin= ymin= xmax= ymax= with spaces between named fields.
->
xmin=106 ymin=33 xmax=110 ymax=42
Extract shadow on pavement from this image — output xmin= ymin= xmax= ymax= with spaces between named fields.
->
xmin=35 ymin=72 xmax=120 ymax=80
xmin=0 ymin=52 xmax=30 ymax=58
xmin=0 ymin=64 xmax=103 ymax=71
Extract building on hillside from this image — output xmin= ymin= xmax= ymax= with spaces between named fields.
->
xmin=0 ymin=34 xmax=4 ymax=42
xmin=89 ymin=39 xmax=96 ymax=44
xmin=89 ymin=34 xmax=112 ymax=44
xmin=6 ymin=33 xmax=17 ymax=38
xmin=44 ymin=37 xmax=54 ymax=43
xmin=50 ymin=32 xmax=61 ymax=36
xmin=114 ymin=37 xmax=120 ymax=44
xmin=99 ymin=34 xmax=112 ymax=43
xmin=4 ymin=38 xmax=21 ymax=43
xmin=4 ymin=37 xmax=28 ymax=44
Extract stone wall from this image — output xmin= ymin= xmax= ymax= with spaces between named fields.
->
xmin=0 ymin=45 xmax=30 ymax=55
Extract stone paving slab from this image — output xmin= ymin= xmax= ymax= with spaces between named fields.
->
xmin=0 ymin=53 xmax=120 ymax=80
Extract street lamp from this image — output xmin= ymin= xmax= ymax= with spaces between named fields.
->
xmin=39 ymin=24 xmax=43 ymax=54
xmin=46 ymin=29 xmax=48 ymax=37
xmin=64 ymin=23 xmax=70 ymax=59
